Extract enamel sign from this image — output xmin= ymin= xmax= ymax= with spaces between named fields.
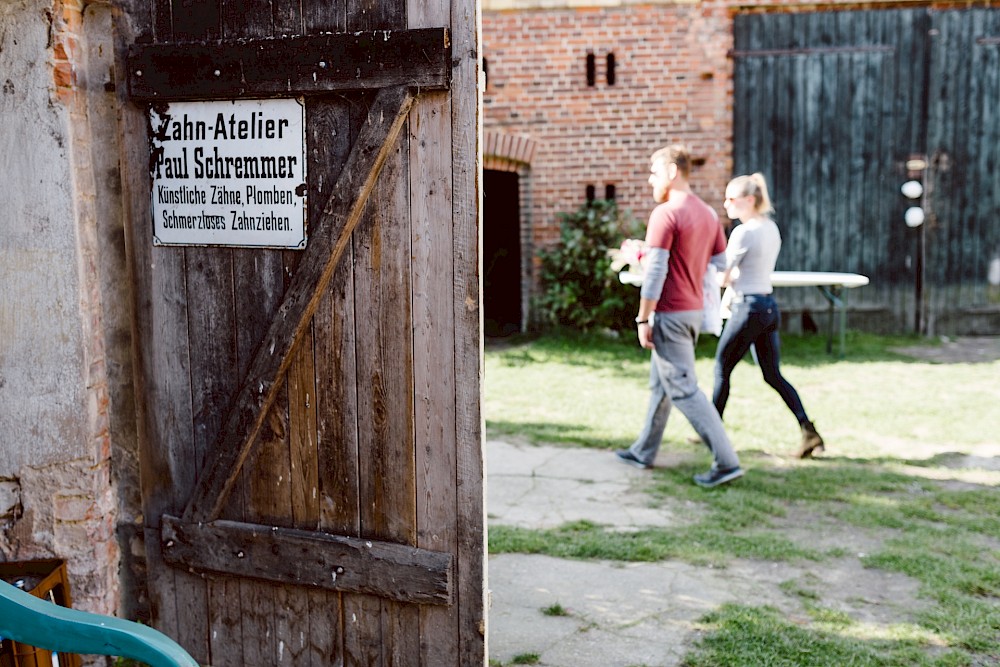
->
xmin=150 ymin=98 xmax=307 ymax=249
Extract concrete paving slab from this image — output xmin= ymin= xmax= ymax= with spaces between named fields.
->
xmin=487 ymin=554 xmax=783 ymax=667
xmin=485 ymin=438 xmax=932 ymax=665
xmin=486 ymin=439 xmax=746 ymax=666
xmin=487 ymin=439 xmax=701 ymax=530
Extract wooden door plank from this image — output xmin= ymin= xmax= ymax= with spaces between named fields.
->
xmin=308 ymin=91 xmax=357 ymax=667
xmin=238 ymin=580 xmax=276 ymax=666
xmin=336 ymin=91 xmax=388 ymax=667
xmin=408 ymin=1 xmax=460 ymax=664
xmin=305 ymin=590 xmax=339 ymax=667
xmin=182 ymin=83 xmax=415 ymax=524
xmin=450 ymin=0 xmax=486 ymax=662
xmin=342 ymin=6 xmax=419 ymax=664
xmin=143 ymin=6 xmax=229 ymax=663
xmin=168 ymin=0 xmax=220 ymax=41
xmin=383 ymin=609 xmax=420 ymax=667
xmin=302 ymin=11 xmax=353 ymax=665
xmin=232 ymin=249 xmax=286 ymax=667
xmin=343 ymin=595 xmax=382 ymax=667
xmin=277 ymin=327 xmax=317 ymax=667
xmin=214 ymin=3 xmax=302 ymax=663
xmin=288 ymin=328 xmax=319 ymax=531
xmin=118 ymin=58 xmax=188 ymax=645
xmin=207 ymin=577 xmax=244 ymax=667
xmin=302 ymin=0 xmax=345 ymax=35
xmin=185 ymin=246 xmax=244 ymax=666
xmin=353 ymin=122 xmax=415 ymax=546
xmin=352 ymin=97 xmax=421 ymax=667
xmin=151 ymin=0 xmax=172 ymax=43
xmin=305 ymin=93 xmax=356 ymax=537
xmin=161 ymin=516 xmax=453 ymax=604
xmin=978 ymin=10 xmax=1000 ymax=316
xmin=220 ymin=0 xmax=272 ymax=39
xmin=126 ymin=29 xmax=450 ymax=101
xmin=274 ymin=584 xmax=310 ymax=665
xmin=411 ymin=91 xmax=460 ymax=667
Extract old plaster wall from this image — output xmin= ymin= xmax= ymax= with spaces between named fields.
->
xmin=0 ymin=0 xmax=129 ymax=622
xmin=0 ymin=2 xmax=89 ymax=473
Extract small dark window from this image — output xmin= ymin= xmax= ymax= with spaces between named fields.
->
xmin=605 ymin=184 xmax=616 ymax=201
xmin=586 ymin=53 xmax=596 ymax=87
xmin=483 ymin=57 xmax=489 ymax=90
xmin=586 ymin=184 xmax=596 ymax=203
xmin=606 ymin=53 xmax=616 ymax=86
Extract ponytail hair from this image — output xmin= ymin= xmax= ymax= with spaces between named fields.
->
xmin=728 ymin=172 xmax=774 ymax=215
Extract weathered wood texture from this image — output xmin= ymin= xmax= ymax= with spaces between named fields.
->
xmin=733 ymin=7 xmax=1000 ymax=335
xmin=182 ymin=83 xmax=415 ymax=524
xmin=117 ymin=0 xmax=484 ymax=663
xmin=127 ymin=29 xmax=451 ymax=101
xmin=924 ymin=8 xmax=1000 ymax=334
xmin=161 ymin=516 xmax=453 ymax=604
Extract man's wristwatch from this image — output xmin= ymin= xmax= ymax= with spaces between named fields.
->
xmin=635 ymin=317 xmax=649 ymax=325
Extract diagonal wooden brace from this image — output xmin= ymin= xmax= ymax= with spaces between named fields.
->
xmin=182 ymin=84 xmax=415 ymax=524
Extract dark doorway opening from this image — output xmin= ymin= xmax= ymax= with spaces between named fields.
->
xmin=484 ymin=169 xmax=522 ymax=337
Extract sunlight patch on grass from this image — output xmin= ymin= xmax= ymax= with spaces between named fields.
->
xmin=890 ymin=463 xmax=1000 ymax=486
xmin=824 ymin=618 xmax=948 ymax=646
xmin=686 ymin=604 xmax=966 ymax=667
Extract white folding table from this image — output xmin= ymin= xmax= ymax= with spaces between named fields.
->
xmin=770 ymin=271 xmax=870 ymax=357
xmin=619 ymin=269 xmax=870 ymax=357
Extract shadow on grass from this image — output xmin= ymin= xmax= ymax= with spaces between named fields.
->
xmin=487 ymin=329 xmax=937 ymax=369
xmin=486 ymin=420 xmax=634 ymax=449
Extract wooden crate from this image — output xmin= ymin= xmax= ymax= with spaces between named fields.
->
xmin=0 ymin=560 xmax=81 ymax=667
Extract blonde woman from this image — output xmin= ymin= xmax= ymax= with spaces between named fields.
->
xmin=714 ymin=173 xmax=824 ymax=458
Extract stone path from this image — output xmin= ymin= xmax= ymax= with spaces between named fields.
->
xmin=486 ymin=439 xmax=925 ymax=667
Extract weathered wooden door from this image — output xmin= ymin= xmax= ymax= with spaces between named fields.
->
xmin=733 ymin=7 xmax=1000 ymax=334
xmin=923 ymin=8 xmax=1000 ymax=333
xmin=114 ymin=1 xmax=484 ymax=665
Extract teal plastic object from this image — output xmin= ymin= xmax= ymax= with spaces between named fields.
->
xmin=0 ymin=580 xmax=198 ymax=667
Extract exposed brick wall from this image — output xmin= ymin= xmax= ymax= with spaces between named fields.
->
xmin=484 ymin=3 xmax=735 ymax=304
xmin=53 ymin=0 xmax=122 ymax=620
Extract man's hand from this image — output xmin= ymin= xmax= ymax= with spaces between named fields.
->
xmin=637 ymin=322 xmax=654 ymax=349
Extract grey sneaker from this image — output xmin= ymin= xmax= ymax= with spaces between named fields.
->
xmin=693 ymin=466 xmax=744 ymax=488
xmin=615 ymin=449 xmax=652 ymax=469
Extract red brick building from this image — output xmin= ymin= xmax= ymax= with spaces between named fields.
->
xmin=483 ymin=1 xmax=741 ymax=333
xmin=483 ymin=1 xmax=1000 ymax=336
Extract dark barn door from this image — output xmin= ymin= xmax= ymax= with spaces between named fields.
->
xmin=733 ymin=7 xmax=1000 ymax=334
xmin=924 ymin=9 xmax=1000 ymax=333
xmin=484 ymin=169 xmax=522 ymax=337
xmin=114 ymin=1 xmax=484 ymax=665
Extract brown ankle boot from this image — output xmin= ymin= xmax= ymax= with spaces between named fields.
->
xmin=798 ymin=420 xmax=825 ymax=458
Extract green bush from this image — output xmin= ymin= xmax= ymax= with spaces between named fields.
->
xmin=534 ymin=200 xmax=643 ymax=332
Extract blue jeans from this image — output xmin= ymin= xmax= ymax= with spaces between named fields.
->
xmin=629 ymin=310 xmax=740 ymax=471
xmin=712 ymin=294 xmax=807 ymax=422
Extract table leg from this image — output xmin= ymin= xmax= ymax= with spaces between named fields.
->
xmin=836 ymin=286 xmax=846 ymax=358
xmin=816 ymin=285 xmax=846 ymax=357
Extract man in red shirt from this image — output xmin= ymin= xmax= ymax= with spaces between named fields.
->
xmin=615 ymin=145 xmax=743 ymax=487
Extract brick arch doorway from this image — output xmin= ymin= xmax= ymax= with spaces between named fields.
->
xmin=484 ymin=131 xmax=536 ymax=337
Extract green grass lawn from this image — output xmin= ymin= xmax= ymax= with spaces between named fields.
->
xmin=486 ymin=330 xmax=1000 ymax=666
xmin=485 ymin=330 xmax=997 ymax=457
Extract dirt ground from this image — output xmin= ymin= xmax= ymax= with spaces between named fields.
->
xmin=889 ymin=335 xmax=1000 ymax=364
